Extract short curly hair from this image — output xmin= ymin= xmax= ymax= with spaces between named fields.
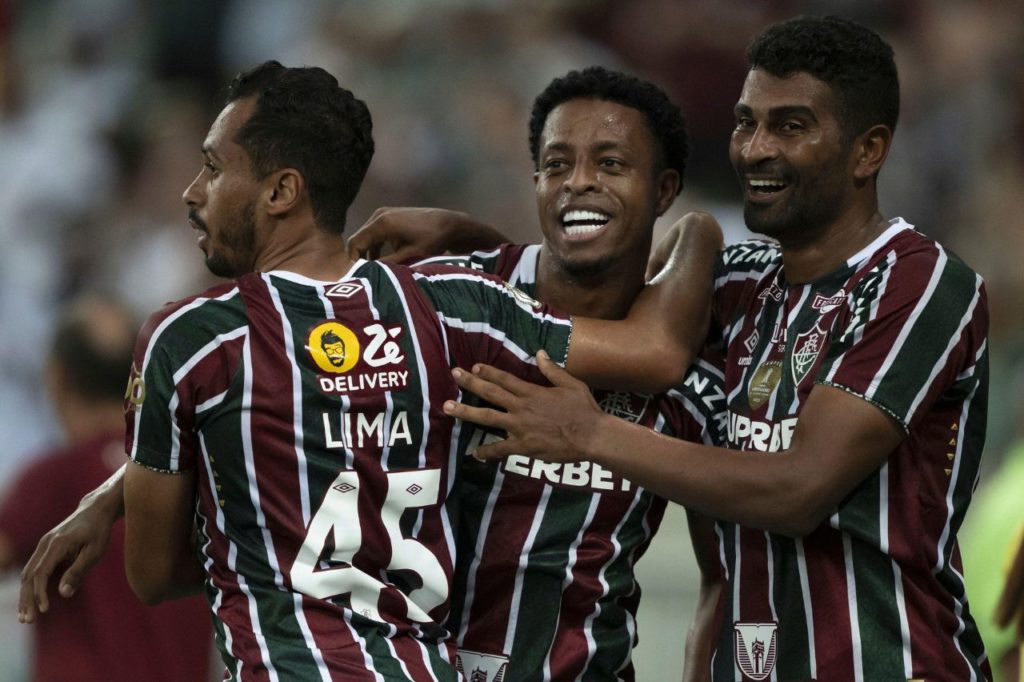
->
xmin=746 ymin=15 xmax=899 ymax=140
xmin=225 ymin=61 xmax=374 ymax=235
xmin=528 ymin=66 xmax=688 ymax=194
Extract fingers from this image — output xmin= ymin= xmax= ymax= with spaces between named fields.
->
xmin=18 ymin=541 xmax=60 ymax=623
xmin=463 ymin=362 xmax=540 ymax=398
xmin=442 ymin=398 xmax=510 ymax=433
xmin=57 ymin=547 xmax=98 ymax=599
xmin=535 ymin=350 xmax=582 ymax=389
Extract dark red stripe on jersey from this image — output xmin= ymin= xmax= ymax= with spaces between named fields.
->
xmin=802 ymin=526 xmax=855 ymax=681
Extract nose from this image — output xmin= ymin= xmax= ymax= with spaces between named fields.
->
xmin=738 ymin=125 xmax=780 ymax=168
xmin=182 ymin=170 xmax=203 ymax=207
xmin=563 ymin=159 xmax=599 ymax=195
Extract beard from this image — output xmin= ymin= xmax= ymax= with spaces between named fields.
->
xmin=204 ymin=201 xmax=258 ymax=278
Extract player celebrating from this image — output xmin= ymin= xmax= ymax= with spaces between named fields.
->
xmin=443 ymin=16 xmax=991 ymax=681
xmin=20 ymin=61 xmax=719 ymax=681
xmin=351 ymin=67 xmax=726 ymax=681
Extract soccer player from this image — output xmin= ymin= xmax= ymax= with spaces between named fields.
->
xmin=19 ymin=61 xmax=719 ymax=681
xmin=442 ymin=16 xmax=992 ymax=681
xmin=350 ymin=67 xmax=726 ymax=681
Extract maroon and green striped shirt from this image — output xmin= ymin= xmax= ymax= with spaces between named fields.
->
xmin=126 ymin=259 xmax=571 ymax=681
xmin=422 ymin=244 xmax=727 ymax=682
xmin=710 ymin=219 xmax=990 ymax=681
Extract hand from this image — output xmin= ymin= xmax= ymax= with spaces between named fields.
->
xmin=346 ymin=207 xmax=473 ymax=263
xmin=18 ymin=483 xmax=121 ymax=623
xmin=442 ymin=351 xmax=606 ymax=462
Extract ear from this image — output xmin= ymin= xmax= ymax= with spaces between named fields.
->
xmin=263 ymin=168 xmax=304 ymax=217
xmin=851 ymin=124 xmax=892 ymax=181
xmin=654 ymin=168 xmax=681 ymax=217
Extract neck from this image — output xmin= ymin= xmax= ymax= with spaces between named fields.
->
xmin=535 ymin=248 xmax=645 ymax=319
xmin=779 ymin=206 xmax=888 ymax=284
xmin=254 ymin=220 xmax=355 ymax=280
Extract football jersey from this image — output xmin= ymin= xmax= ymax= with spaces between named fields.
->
xmin=710 ymin=219 xmax=990 ymax=681
xmin=421 ymin=244 xmax=727 ymax=682
xmin=126 ymin=259 xmax=571 ymax=681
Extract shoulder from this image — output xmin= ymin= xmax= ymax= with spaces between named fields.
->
xmin=136 ymin=281 xmax=247 ymax=367
xmin=858 ymin=223 xmax=985 ymax=299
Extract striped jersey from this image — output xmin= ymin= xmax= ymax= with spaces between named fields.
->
xmin=710 ymin=219 xmax=990 ymax=681
xmin=125 ymin=259 xmax=572 ymax=682
xmin=421 ymin=244 xmax=727 ymax=682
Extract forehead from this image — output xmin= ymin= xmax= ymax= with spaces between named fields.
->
xmin=541 ymin=98 xmax=655 ymax=151
xmin=736 ymin=68 xmax=839 ymax=119
xmin=203 ymin=97 xmax=257 ymax=160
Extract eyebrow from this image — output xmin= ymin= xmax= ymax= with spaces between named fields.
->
xmin=734 ymin=103 xmax=817 ymax=121
xmin=201 ymin=144 xmax=222 ymax=163
xmin=542 ymin=140 xmax=629 ymax=154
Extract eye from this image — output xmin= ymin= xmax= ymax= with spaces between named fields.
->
xmin=779 ymin=120 xmax=806 ymax=133
xmin=203 ymin=161 xmax=219 ymax=176
xmin=599 ymin=157 xmax=624 ymax=169
xmin=543 ymin=159 xmax=567 ymax=172
xmin=733 ymin=117 xmax=756 ymax=132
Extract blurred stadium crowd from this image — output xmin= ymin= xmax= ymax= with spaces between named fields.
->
xmin=0 ymin=0 xmax=1022 ymax=679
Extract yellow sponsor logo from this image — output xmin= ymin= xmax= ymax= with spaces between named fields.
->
xmin=124 ymin=362 xmax=146 ymax=412
xmin=307 ymin=322 xmax=361 ymax=374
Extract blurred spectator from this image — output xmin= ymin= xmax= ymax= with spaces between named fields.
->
xmin=0 ymin=295 xmax=213 ymax=682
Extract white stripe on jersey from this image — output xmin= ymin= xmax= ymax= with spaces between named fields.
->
xmin=264 ymin=275 xmax=313 ymax=524
xmin=196 ymin=389 xmax=229 ymax=413
xmin=199 ymin=431 xmax=282 ymax=682
xmin=794 ymin=538 xmax=817 ymax=680
xmin=456 ymin=457 xmax=506 ymax=645
xmin=905 ymin=270 xmax=983 ymax=422
xmin=934 ymin=340 xmax=985 ymax=574
xmin=864 ymin=250 xmax=947 ymax=412
xmin=843 ymin=533 xmax=865 ymax=682
xmin=732 ymin=529 xmax=742 ymax=682
xmin=413 ymin=269 xmax=571 ymax=327
xmin=131 ymin=287 xmax=241 ymax=467
xmin=774 ymin=285 xmax=810 ymax=416
xmin=824 ymin=251 xmax=895 ymax=387
xmin=543 ymin=494 xmax=601 ymax=681
xmin=511 ymin=244 xmax=542 ymax=287
xmin=505 ymin=486 xmax=553 ymax=655
xmin=764 ymin=532 xmax=779 ymax=682
xmin=892 ymin=560 xmax=913 ymax=678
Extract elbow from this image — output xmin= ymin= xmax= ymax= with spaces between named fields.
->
xmin=759 ymin=483 xmax=833 ymax=539
xmin=128 ymin=576 xmax=169 ymax=606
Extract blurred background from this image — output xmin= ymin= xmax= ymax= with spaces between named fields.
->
xmin=1 ymin=0 xmax=1022 ymax=679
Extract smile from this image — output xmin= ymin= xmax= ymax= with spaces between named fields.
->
xmin=561 ymin=209 xmax=611 ymax=237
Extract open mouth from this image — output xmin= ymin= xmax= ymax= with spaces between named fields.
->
xmin=747 ymin=178 xmax=788 ymax=197
xmin=561 ymin=209 xmax=612 ymax=237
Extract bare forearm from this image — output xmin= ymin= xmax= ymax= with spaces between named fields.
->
xmin=583 ymin=416 xmax=818 ymax=536
xmin=443 ymin=213 xmax=510 ymax=253
xmin=80 ymin=464 xmax=126 ymax=520
xmin=567 ymin=213 xmax=721 ymax=391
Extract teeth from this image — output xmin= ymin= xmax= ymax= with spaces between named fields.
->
xmin=749 ymin=179 xmax=785 ymax=189
xmin=562 ymin=209 xmax=611 ymax=226
xmin=565 ymin=223 xmax=605 ymax=236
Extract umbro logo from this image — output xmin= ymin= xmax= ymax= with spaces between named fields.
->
xmin=325 ymin=282 xmax=364 ymax=299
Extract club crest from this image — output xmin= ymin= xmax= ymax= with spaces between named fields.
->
xmin=790 ymin=321 xmax=827 ymax=386
xmin=598 ymin=391 xmax=651 ymax=423
xmin=455 ymin=651 xmax=508 ymax=682
xmin=734 ymin=622 xmax=778 ymax=681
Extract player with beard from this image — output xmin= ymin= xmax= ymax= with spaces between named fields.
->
xmin=17 ymin=61 xmax=720 ymax=680
xmin=350 ymin=67 xmax=726 ymax=681
xmin=439 ymin=16 xmax=991 ymax=682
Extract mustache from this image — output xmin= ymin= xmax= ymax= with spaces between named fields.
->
xmin=189 ymin=210 xmax=208 ymax=232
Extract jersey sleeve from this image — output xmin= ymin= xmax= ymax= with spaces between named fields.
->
xmin=410 ymin=264 xmax=571 ymax=373
xmin=713 ymin=240 xmax=781 ymax=332
xmin=126 ymin=286 xmax=247 ymax=473
xmin=817 ymin=247 xmax=988 ymax=431
xmin=660 ymin=350 xmax=728 ymax=446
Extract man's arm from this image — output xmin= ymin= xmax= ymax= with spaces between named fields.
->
xmin=566 ymin=212 xmax=722 ymax=392
xmin=346 ymin=207 xmax=511 ymax=263
xmin=123 ymin=461 xmax=204 ymax=604
xmin=682 ymin=510 xmax=722 ymax=682
xmin=17 ymin=465 xmax=125 ymax=623
xmin=444 ymin=355 xmax=902 ymax=537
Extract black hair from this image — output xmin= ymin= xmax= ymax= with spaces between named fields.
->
xmin=51 ymin=298 xmax=137 ymax=402
xmin=746 ymin=15 xmax=899 ymax=140
xmin=528 ymin=66 xmax=689 ymax=193
xmin=225 ymin=60 xmax=374 ymax=234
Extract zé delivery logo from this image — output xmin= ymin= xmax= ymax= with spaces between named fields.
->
xmin=306 ymin=321 xmax=409 ymax=394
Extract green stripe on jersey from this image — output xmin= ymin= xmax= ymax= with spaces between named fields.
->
xmin=768 ymin=534 xmax=814 ymax=681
